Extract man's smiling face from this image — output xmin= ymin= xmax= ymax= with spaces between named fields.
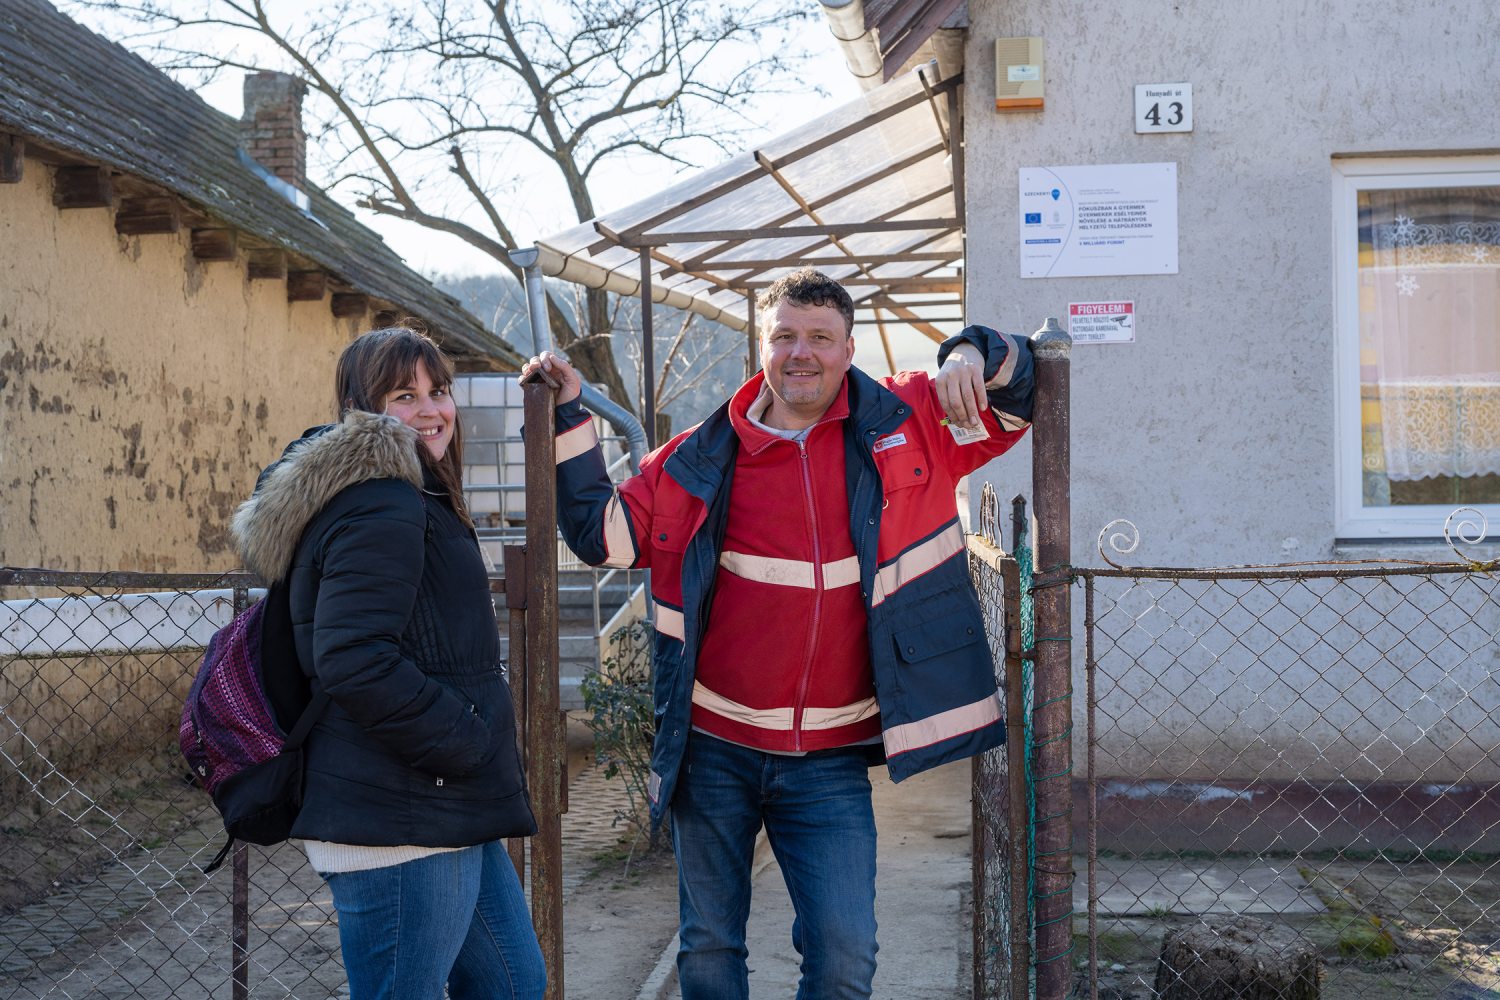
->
xmin=759 ymin=300 xmax=855 ymax=430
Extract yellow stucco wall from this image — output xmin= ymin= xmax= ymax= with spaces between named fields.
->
xmin=0 ymin=163 xmax=362 ymax=572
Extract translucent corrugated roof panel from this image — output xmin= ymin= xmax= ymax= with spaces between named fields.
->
xmin=535 ymin=62 xmax=964 ymax=356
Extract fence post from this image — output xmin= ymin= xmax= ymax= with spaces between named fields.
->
xmin=969 ymin=492 xmax=1032 ymax=1000
xmin=521 ymin=376 xmax=564 ymax=1000
xmin=1030 ymin=316 xmax=1073 ymax=999
xmin=231 ymin=583 xmax=251 ymax=1000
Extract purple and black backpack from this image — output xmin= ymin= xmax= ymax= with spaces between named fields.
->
xmin=180 ymin=582 xmax=329 ymax=869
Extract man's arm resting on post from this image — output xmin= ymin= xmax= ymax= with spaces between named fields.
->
xmin=522 ymin=351 xmax=651 ymax=569
xmin=934 ymin=325 xmax=1035 ymax=434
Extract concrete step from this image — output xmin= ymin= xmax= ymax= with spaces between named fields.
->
xmin=500 ymin=634 xmax=597 ymax=711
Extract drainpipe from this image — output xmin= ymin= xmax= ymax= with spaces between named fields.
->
xmin=820 ymin=0 xmax=883 ymax=91
xmin=509 ymin=246 xmax=649 ymax=474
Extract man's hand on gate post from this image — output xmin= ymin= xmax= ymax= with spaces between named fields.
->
xmin=521 ymin=351 xmax=583 ymax=405
xmin=936 ymin=342 xmax=987 ymax=430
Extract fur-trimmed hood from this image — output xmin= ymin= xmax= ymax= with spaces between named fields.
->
xmin=233 ymin=410 xmax=423 ymax=583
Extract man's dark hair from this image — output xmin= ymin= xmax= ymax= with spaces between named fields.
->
xmin=756 ymin=269 xmax=855 ymax=337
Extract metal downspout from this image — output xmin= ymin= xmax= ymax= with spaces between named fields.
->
xmin=820 ymin=0 xmax=883 ymax=91
xmin=509 ymin=246 xmax=649 ymax=474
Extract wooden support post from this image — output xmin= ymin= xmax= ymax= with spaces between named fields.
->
xmin=1029 ymin=317 xmax=1073 ymax=1000
xmin=330 ymin=292 xmax=369 ymax=319
xmin=247 ymin=248 xmax=288 ymax=280
xmin=286 ymin=270 xmax=327 ymax=302
xmin=745 ymin=294 xmax=757 ymax=379
xmin=521 ymin=376 xmax=564 ymax=1000
xmin=1 ymin=135 xmax=24 ymax=184
xmin=114 ymin=195 xmax=182 ymax=235
xmin=640 ymin=249 xmax=656 ymax=450
xmin=53 ymin=166 xmax=112 ymax=209
xmin=191 ymin=228 xmax=238 ymax=261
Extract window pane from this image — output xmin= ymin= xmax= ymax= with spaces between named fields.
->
xmin=1358 ymin=184 xmax=1500 ymax=508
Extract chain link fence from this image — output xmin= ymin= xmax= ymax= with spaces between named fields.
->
xmin=0 ymin=570 xmax=348 ymax=999
xmin=0 ymin=567 xmax=636 ymax=1000
xmin=1078 ymin=553 xmax=1500 ymax=1000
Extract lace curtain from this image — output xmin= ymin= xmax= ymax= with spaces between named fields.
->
xmin=1360 ymin=186 xmax=1500 ymax=483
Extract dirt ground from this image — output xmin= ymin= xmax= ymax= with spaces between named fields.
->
xmin=561 ymin=845 xmax=680 ymax=1000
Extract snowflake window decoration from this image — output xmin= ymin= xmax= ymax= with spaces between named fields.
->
xmin=1395 ymin=273 xmax=1420 ymax=297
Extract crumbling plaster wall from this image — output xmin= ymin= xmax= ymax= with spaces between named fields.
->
xmin=0 ymin=165 xmax=357 ymax=571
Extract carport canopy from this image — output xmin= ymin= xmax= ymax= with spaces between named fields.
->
xmin=533 ymin=61 xmax=965 ymax=380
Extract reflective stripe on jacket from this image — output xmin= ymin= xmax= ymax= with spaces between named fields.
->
xmin=554 ymin=326 xmax=1034 ymax=825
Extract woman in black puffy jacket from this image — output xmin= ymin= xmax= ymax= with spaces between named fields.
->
xmin=232 ymin=326 xmax=542 ymax=1000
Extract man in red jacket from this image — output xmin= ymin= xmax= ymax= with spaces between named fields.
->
xmin=524 ymin=269 xmax=1032 ymax=1000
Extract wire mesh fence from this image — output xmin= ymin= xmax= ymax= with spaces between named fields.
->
xmin=1 ymin=565 xmax=642 ymax=1000
xmin=0 ymin=570 xmax=347 ymax=1000
xmin=1079 ymin=559 xmax=1500 ymax=1000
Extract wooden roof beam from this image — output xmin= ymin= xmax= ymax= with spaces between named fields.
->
xmin=740 ymin=276 xmax=961 ymax=291
xmin=53 ymin=165 xmax=112 ymax=209
xmin=682 ymin=183 xmax=953 ymax=271
xmin=614 ymin=217 xmax=956 ymax=247
xmin=593 ymin=221 xmax=739 ymax=294
xmin=247 ymin=248 xmax=288 ymax=280
xmin=882 ymin=0 xmax=966 ymax=82
xmin=588 ymin=74 xmax=962 ymax=253
xmin=190 ymin=227 xmax=238 ymax=262
xmin=696 ymin=250 xmax=962 ymax=271
xmin=1 ymin=135 xmax=22 ymax=184
xmin=287 ymin=269 xmax=328 ymax=302
xmin=114 ymin=194 xmax=182 ymax=236
xmin=675 ymin=141 xmax=947 ymax=270
xmin=331 ymin=292 xmax=369 ymax=319
xmin=751 ymin=150 xmax=951 ymax=344
xmin=854 ymin=314 xmax=961 ymax=326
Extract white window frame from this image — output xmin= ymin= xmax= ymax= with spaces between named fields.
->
xmin=1332 ymin=155 xmax=1500 ymax=540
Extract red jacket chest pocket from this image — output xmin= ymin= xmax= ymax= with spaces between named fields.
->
xmin=873 ymin=442 xmax=931 ymax=494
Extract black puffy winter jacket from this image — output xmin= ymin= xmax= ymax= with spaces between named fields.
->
xmin=232 ymin=411 xmax=535 ymax=846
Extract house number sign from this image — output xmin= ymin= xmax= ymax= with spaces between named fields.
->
xmin=1134 ymin=83 xmax=1192 ymax=133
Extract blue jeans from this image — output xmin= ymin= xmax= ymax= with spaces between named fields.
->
xmin=671 ymin=734 xmax=878 ymax=1000
xmin=323 ymin=840 xmax=545 ymax=1000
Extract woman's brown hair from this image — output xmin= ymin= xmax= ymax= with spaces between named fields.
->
xmin=334 ymin=326 xmax=472 ymax=529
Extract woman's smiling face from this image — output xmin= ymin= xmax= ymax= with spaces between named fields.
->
xmin=382 ymin=360 xmax=455 ymax=459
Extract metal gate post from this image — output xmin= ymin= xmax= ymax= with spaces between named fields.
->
xmin=969 ymin=491 xmax=1031 ymax=1000
xmin=231 ymin=584 xmax=250 ymax=1000
xmin=521 ymin=374 xmax=565 ymax=1000
xmin=500 ymin=547 xmax=529 ymax=881
xmin=1029 ymin=317 xmax=1073 ymax=1000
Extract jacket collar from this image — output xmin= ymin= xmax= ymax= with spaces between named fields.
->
xmin=726 ymin=371 xmax=851 ymax=456
xmin=232 ymin=411 xmax=423 ymax=583
xmin=665 ymin=365 xmax=909 ymax=500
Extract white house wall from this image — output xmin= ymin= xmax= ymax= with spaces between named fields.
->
xmin=964 ymin=0 xmax=1500 ymax=567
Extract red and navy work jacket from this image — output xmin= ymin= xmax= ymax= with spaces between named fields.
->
xmin=553 ymin=326 xmax=1034 ymax=826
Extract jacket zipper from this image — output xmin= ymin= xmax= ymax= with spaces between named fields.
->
xmin=792 ymin=437 xmax=822 ymax=751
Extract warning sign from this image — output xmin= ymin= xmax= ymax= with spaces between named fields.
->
xmin=1068 ymin=301 xmax=1135 ymax=344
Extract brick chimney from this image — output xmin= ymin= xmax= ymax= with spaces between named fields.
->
xmin=240 ymin=72 xmax=308 ymax=189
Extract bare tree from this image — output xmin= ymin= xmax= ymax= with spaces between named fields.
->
xmin=74 ymin=0 xmax=814 ymax=414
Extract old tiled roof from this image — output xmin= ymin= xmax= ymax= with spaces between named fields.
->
xmin=0 ymin=0 xmax=523 ymax=368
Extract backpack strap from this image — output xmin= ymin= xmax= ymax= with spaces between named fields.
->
xmin=283 ymin=689 xmax=331 ymax=751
